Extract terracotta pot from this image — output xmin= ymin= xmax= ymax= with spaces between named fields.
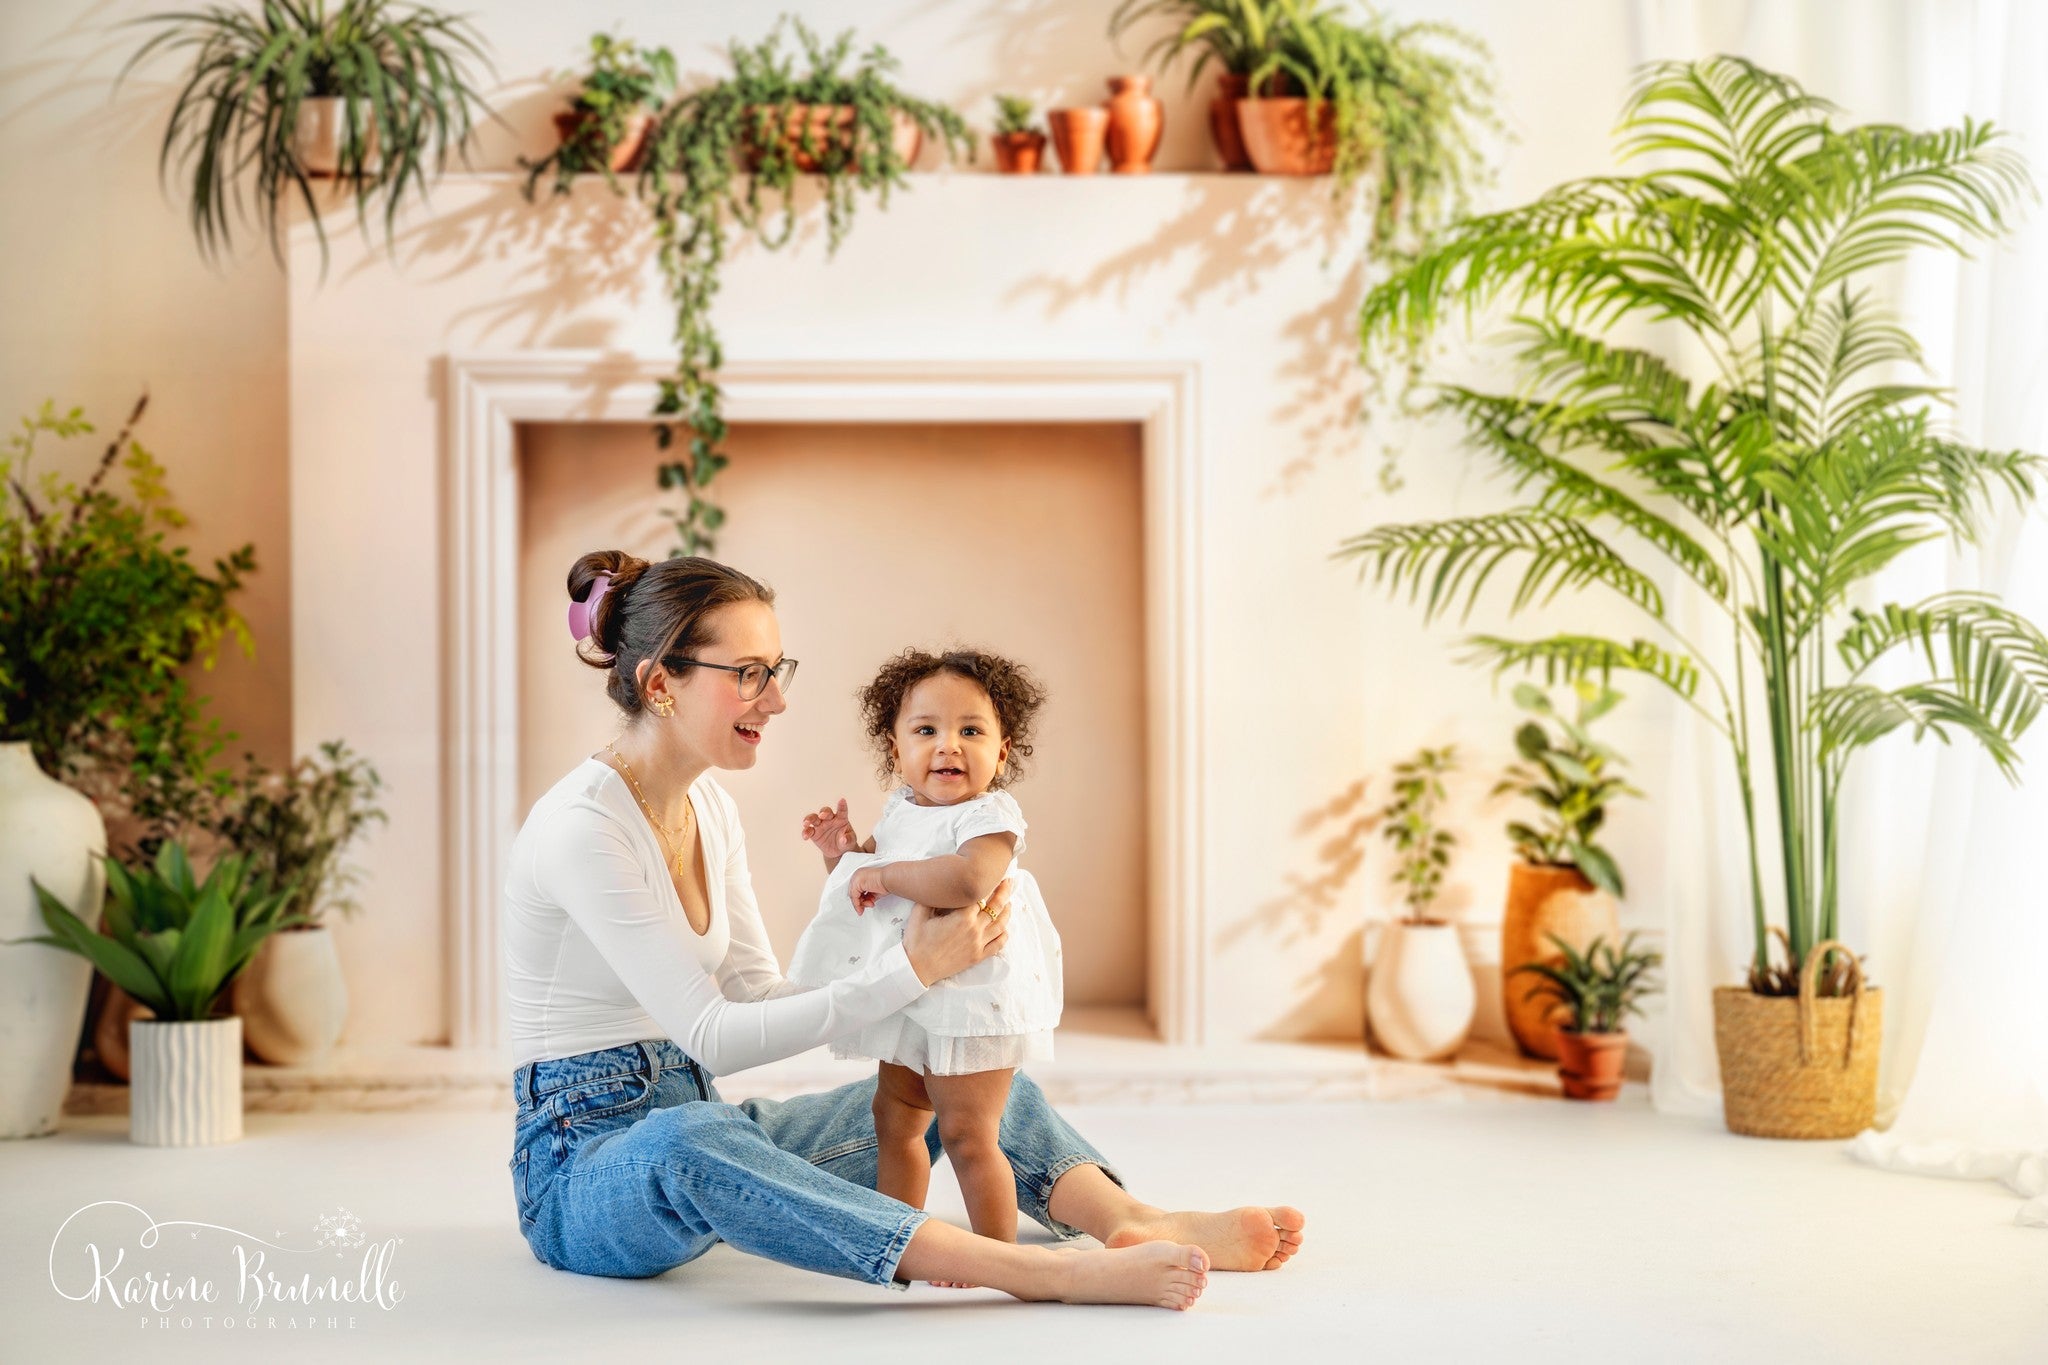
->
xmin=94 ymin=984 xmax=154 ymax=1083
xmin=233 ymin=925 xmax=349 ymax=1066
xmin=1103 ymin=74 xmax=1164 ymax=174
xmin=1365 ymin=919 xmax=1475 ymax=1061
xmin=1208 ymin=72 xmax=1253 ymax=171
xmin=552 ymin=108 xmax=655 ymax=173
xmin=130 ymin=1017 xmax=243 ymax=1146
xmin=1555 ymin=1029 xmax=1629 ymax=1101
xmin=294 ymin=96 xmax=380 ymax=177
xmin=990 ymin=130 xmax=1048 ymax=174
xmin=741 ymin=104 xmax=922 ymax=174
xmin=0 ymin=742 xmax=105 ymax=1138
xmin=1046 ymin=107 xmax=1108 ymax=175
xmin=1501 ymin=862 xmax=1621 ymax=1061
xmin=1237 ymin=96 xmax=1338 ymax=175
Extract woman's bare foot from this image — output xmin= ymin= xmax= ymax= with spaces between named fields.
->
xmin=1045 ymin=1242 xmax=1208 ymax=1310
xmin=1104 ymin=1204 xmax=1306 ymax=1272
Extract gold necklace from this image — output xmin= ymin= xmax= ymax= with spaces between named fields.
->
xmin=605 ymin=741 xmax=694 ymax=879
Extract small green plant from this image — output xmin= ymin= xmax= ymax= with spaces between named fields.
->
xmin=0 ymin=395 xmax=254 ymax=826
xmin=1108 ymin=0 xmax=1281 ymax=89
xmin=1492 ymin=681 xmax=1640 ymax=896
xmin=526 ymin=16 xmax=971 ymax=556
xmin=521 ymin=32 xmax=678 ymax=197
xmin=993 ymin=94 xmax=1039 ymax=137
xmin=207 ymin=741 xmax=388 ymax=925
xmin=1244 ymin=0 xmax=1500 ymax=250
xmin=1375 ymin=744 xmax=1458 ymax=920
xmin=1512 ymin=931 xmax=1663 ymax=1035
xmin=118 ymin=0 xmax=495 ymax=275
xmin=15 ymin=843 xmax=306 ymax=1021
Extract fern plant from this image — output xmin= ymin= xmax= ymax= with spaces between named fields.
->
xmin=526 ymin=16 xmax=971 ymax=556
xmin=1343 ymin=57 xmax=2048 ymax=995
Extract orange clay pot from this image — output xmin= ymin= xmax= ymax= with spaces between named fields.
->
xmin=1208 ymin=72 xmax=1252 ymax=171
xmin=1047 ymin=106 xmax=1109 ymax=175
xmin=1555 ymin=1029 xmax=1629 ymax=1101
xmin=552 ymin=109 xmax=655 ymax=173
xmin=1103 ymin=74 xmax=1164 ymax=173
xmin=742 ymin=104 xmax=922 ymax=174
xmin=1237 ymin=96 xmax=1338 ymax=175
xmin=991 ymin=130 xmax=1047 ymax=174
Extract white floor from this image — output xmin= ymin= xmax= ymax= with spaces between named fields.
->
xmin=5 ymin=1083 xmax=2041 ymax=1365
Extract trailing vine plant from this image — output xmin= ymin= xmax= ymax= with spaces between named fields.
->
xmin=523 ymin=17 xmax=971 ymax=555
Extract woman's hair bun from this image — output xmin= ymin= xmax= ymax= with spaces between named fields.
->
xmin=565 ymin=552 xmax=776 ymax=718
xmin=567 ymin=550 xmax=648 ymax=655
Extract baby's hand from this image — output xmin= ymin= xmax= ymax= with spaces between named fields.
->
xmin=800 ymin=798 xmax=858 ymax=859
xmin=847 ymin=864 xmax=890 ymax=916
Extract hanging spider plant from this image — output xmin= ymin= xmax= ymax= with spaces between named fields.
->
xmin=1342 ymin=57 xmax=2048 ymax=994
xmin=117 ymin=0 xmax=495 ymax=275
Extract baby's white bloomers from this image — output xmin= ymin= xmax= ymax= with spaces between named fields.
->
xmin=789 ymin=786 xmax=1064 ymax=1075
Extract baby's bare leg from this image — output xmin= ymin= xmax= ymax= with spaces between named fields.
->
xmin=926 ymin=1067 xmax=1018 ymax=1243
xmin=872 ymin=1062 xmax=935 ymax=1211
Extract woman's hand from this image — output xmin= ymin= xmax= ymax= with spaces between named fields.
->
xmin=900 ymin=879 xmax=1012 ymax=986
xmin=800 ymin=798 xmax=858 ymax=861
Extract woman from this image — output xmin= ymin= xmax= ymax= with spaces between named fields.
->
xmin=502 ymin=552 xmax=1305 ymax=1307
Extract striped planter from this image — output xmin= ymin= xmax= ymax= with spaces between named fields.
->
xmin=130 ymin=1018 xmax=243 ymax=1146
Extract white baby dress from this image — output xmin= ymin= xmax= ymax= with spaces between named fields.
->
xmin=788 ymin=786 xmax=1063 ymax=1075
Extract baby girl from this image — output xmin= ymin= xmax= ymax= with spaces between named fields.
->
xmin=788 ymin=647 xmax=1063 ymax=1242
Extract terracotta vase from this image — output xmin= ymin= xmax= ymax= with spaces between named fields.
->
xmin=1047 ymin=107 xmax=1108 ymax=175
xmin=1237 ymin=96 xmax=1338 ymax=175
xmin=552 ymin=109 xmax=655 ymax=173
xmin=1501 ymin=862 xmax=1621 ymax=1060
xmin=1208 ymin=72 xmax=1253 ymax=170
xmin=990 ymin=130 xmax=1048 ymax=174
xmin=94 ymin=984 xmax=154 ymax=1083
xmin=1103 ymin=74 xmax=1164 ymax=174
xmin=1555 ymin=1029 xmax=1629 ymax=1101
xmin=742 ymin=105 xmax=922 ymax=173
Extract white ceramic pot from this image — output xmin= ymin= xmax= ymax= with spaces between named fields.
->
xmin=294 ymin=96 xmax=379 ymax=176
xmin=130 ymin=1017 xmax=243 ymax=1146
xmin=0 ymin=742 xmax=106 ymax=1139
xmin=1366 ymin=919 xmax=1476 ymax=1061
xmin=233 ymin=926 xmax=348 ymax=1066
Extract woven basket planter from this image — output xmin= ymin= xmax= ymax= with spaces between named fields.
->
xmin=1712 ymin=936 xmax=1881 ymax=1140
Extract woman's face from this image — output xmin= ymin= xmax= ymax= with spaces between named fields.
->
xmin=644 ymin=599 xmax=788 ymax=771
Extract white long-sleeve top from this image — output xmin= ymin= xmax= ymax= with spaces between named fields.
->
xmin=502 ymin=757 xmax=926 ymax=1072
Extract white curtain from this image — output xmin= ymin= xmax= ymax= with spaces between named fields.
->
xmin=1628 ymin=0 xmax=2048 ymax=1225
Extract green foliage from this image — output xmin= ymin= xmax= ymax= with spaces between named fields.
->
xmin=1375 ymin=745 xmax=1458 ymax=918
xmin=1110 ymin=0 xmax=1279 ymax=85
xmin=118 ymin=0 xmax=495 ymax=276
xmin=206 ymin=740 xmax=388 ymax=924
xmin=0 ymin=395 xmax=254 ymax=826
xmin=1491 ymin=682 xmax=1640 ymax=896
xmin=525 ymin=16 xmax=971 ymax=556
xmin=1345 ymin=57 xmax=2048 ymax=991
xmin=520 ymin=32 xmax=677 ymax=197
xmin=12 ymin=842 xmax=305 ymax=1021
xmin=993 ymin=94 xmax=1038 ymax=137
xmin=1511 ymin=931 xmax=1662 ymax=1035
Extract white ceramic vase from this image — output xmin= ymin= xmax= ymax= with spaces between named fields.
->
xmin=233 ymin=926 xmax=348 ymax=1066
xmin=0 ymin=742 xmax=106 ymax=1139
xmin=1366 ymin=919 xmax=1476 ymax=1061
xmin=294 ymin=96 xmax=379 ymax=176
xmin=130 ymin=1017 xmax=243 ymax=1146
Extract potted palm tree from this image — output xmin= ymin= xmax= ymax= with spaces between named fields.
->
xmin=16 ymin=843 xmax=303 ymax=1145
xmin=1512 ymin=932 xmax=1662 ymax=1100
xmin=1365 ymin=745 xmax=1473 ymax=1060
xmin=1345 ymin=57 xmax=2048 ymax=1138
xmin=117 ymin=0 xmax=495 ymax=275
xmin=1493 ymin=681 xmax=1641 ymax=1060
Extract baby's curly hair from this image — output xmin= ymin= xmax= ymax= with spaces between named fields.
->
xmin=858 ymin=647 xmax=1048 ymax=790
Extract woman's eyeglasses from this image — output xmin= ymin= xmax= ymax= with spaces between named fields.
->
xmin=670 ymin=656 xmax=798 ymax=702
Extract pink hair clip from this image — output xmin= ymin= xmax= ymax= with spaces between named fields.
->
xmin=568 ymin=573 xmax=612 ymax=647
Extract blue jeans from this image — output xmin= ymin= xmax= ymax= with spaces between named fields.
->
xmin=508 ymin=1039 xmax=1123 ymax=1287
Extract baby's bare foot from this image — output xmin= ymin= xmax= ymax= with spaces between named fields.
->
xmin=1106 ymin=1205 xmax=1305 ymax=1272
xmin=1051 ymin=1242 xmax=1208 ymax=1310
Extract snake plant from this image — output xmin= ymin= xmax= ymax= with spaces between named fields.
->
xmin=1343 ymin=57 xmax=2048 ymax=994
